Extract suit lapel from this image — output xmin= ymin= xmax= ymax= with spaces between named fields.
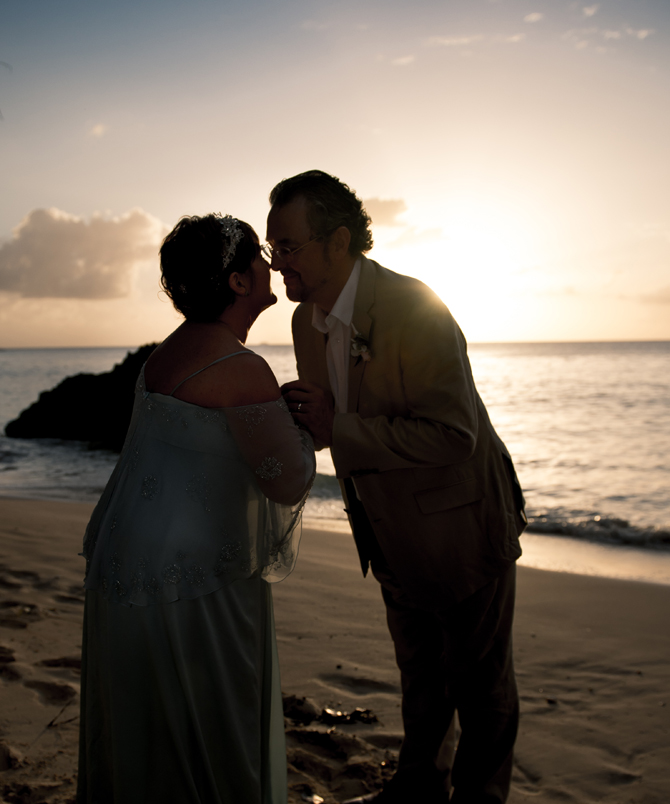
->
xmin=294 ymin=305 xmax=330 ymax=391
xmin=347 ymin=258 xmax=375 ymax=413
xmin=308 ymin=325 xmax=330 ymax=391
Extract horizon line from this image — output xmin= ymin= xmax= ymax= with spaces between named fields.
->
xmin=2 ymin=339 xmax=670 ymax=350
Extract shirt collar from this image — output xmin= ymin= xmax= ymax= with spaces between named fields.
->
xmin=311 ymin=258 xmax=361 ymax=334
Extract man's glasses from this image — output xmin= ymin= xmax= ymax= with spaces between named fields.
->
xmin=261 ymin=235 xmax=322 ymax=263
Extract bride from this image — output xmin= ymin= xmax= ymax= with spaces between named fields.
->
xmin=77 ymin=214 xmax=315 ymax=803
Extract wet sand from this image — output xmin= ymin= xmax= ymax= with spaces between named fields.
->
xmin=0 ymin=498 xmax=669 ymax=803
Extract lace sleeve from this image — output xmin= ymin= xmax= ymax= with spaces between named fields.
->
xmin=225 ymin=397 xmax=315 ymax=505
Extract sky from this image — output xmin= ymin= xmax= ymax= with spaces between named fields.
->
xmin=1 ymin=0 xmax=669 ymax=347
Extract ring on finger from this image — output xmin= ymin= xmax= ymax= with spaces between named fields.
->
xmin=297 ymin=402 xmax=302 ymax=412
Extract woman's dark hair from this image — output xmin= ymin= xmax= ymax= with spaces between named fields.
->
xmin=269 ymin=170 xmax=373 ymax=256
xmin=159 ymin=214 xmax=259 ymax=322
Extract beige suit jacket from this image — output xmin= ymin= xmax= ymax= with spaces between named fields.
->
xmin=292 ymin=256 xmax=526 ymax=607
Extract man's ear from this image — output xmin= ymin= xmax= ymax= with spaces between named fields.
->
xmin=329 ymin=226 xmax=352 ymax=260
xmin=228 ymin=271 xmax=250 ymax=297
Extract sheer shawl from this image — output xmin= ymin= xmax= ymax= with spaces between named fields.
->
xmin=81 ymin=367 xmax=315 ymax=607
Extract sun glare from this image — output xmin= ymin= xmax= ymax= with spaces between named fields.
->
xmin=373 ymin=196 xmax=545 ymax=340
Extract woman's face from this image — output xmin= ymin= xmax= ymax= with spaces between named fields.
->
xmin=249 ymin=251 xmax=277 ymax=314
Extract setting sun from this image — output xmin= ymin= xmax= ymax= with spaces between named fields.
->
xmin=369 ymin=193 xmax=545 ymax=339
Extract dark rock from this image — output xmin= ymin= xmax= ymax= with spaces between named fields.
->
xmin=4 ymin=344 xmax=157 ymax=452
xmin=289 ymin=782 xmax=327 ymax=804
xmin=283 ymin=695 xmax=381 ymax=728
xmin=283 ymin=694 xmax=321 ymax=725
xmin=320 ymin=707 xmax=379 ymax=726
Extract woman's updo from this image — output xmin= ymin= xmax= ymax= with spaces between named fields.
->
xmin=159 ymin=214 xmax=259 ymax=322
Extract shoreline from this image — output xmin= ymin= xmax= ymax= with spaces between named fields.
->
xmin=1 ymin=498 xmax=669 ymax=802
xmin=2 ymin=492 xmax=670 ymax=588
xmin=303 ymin=516 xmax=670 ymax=587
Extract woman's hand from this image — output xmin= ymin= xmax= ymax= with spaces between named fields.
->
xmin=281 ymin=380 xmax=335 ymax=447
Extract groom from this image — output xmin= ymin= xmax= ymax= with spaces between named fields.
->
xmin=268 ymin=170 xmax=526 ymax=804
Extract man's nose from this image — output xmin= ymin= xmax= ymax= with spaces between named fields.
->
xmin=270 ymin=254 xmax=289 ymax=272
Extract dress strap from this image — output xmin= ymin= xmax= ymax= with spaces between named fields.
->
xmin=169 ymin=351 xmax=254 ymax=396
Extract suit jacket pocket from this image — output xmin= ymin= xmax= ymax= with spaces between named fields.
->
xmin=414 ymin=478 xmax=483 ymax=515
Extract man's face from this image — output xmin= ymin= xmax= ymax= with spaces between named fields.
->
xmin=266 ymin=196 xmax=331 ymax=304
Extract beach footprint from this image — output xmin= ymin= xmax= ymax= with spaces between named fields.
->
xmin=24 ymin=679 xmax=78 ymax=705
xmin=36 ymin=655 xmax=82 ymax=684
xmin=38 ymin=655 xmax=82 ymax=671
xmin=0 ymin=564 xmax=65 ymax=595
xmin=54 ymin=594 xmax=85 ymax=605
xmin=34 ymin=576 xmax=64 ymax=591
xmin=0 ymin=599 xmax=42 ymax=629
xmin=318 ymin=672 xmax=400 ymax=696
xmin=0 ymin=644 xmax=22 ymax=681
xmin=512 ymin=759 xmax=542 ymax=797
xmin=0 ymin=645 xmax=15 ymax=662
xmin=0 ymin=571 xmax=23 ymax=591
xmin=286 ymin=727 xmax=397 ymax=804
xmin=0 ymin=566 xmax=41 ymax=588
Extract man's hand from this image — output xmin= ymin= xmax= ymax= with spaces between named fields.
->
xmin=281 ymin=380 xmax=335 ymax=447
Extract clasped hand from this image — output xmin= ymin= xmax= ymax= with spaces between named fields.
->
xmin=281 ymin=380 xmax=335 ymax=447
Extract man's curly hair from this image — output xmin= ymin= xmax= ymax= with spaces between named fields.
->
xmin=269 ymin=170 xmax=373 ymax=256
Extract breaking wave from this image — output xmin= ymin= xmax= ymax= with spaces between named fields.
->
xmin=526 ymin=514 xmax=670 ymax=550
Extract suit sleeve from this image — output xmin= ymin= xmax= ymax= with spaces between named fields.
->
xmin=330 ymin=293 xmax=480 ymax=476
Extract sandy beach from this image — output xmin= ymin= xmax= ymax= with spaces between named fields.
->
xmin=1 ymin=498 xmax=669 ymax=803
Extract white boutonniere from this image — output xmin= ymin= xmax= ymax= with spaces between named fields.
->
xmin=350 ymin=332 xmax=372 ymax=364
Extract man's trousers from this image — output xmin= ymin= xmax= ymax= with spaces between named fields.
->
xmin=371 ymin=557 xmax=519 ymax=804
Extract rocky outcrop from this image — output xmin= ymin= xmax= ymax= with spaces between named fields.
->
xmin=4 ymin=344 xmax=157 ymax=452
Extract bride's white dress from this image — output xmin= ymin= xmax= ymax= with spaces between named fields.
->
xmin=77 ymin=353 xmax=315 ymax=804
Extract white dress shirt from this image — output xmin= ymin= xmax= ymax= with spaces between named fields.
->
xmin=311 ymin=259 xmax=361 ymax=413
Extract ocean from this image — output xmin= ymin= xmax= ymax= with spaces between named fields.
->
xmin=1 ymin=342 xmax=669 ymax=580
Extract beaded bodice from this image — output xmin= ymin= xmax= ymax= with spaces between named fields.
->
xmin=81 ymin=366 xmax=315 ymax=606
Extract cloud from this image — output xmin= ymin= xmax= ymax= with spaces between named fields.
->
xmin=626 ymin=28 xmax=654 ymax=40
xmin=639 ymin=285 xmax=670 ymax=304
xmin=562 ymin=26 xmax=655 ymax=49
xmin=363 ymin=199 xmax=407 ymax=227
xmin=88 ymin=123 xmax=108 ymax=138
xmin=562 ymin=27 xmax=598 ymax=47
xmin=392 ymin=55 xmax=415 ymax=66
xmin=0 ymin=208 xmax=165 ymax=299
xmin=523 ymin=13 xmax=544 ymax=23
xmin=426 ymin=35 xmax=483 ymax=47
xmin=582 ymin=5 xmax=599 ymax=17
xmin=426 ymin=33 xmax=525 ymax=48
